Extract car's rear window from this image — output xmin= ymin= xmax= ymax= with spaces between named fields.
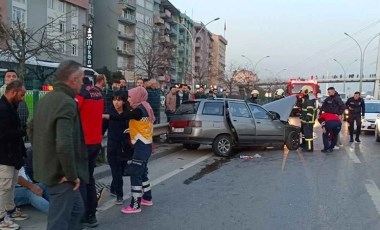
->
xmin=175 ymin=101 xmax=200 ymax=115
xmin=202 ymin=102 xmax=224 ymax=116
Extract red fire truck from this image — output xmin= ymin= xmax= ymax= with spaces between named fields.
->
xmin=287 ymin=78 xmax=320 ymax=116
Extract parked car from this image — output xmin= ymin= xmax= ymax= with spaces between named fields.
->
xmin=375 ymin=113 xmax=380 ymax=142
xmin=167 ymin=96 xmax=300 ymax=156
xmin=361 ymin=100 xmax=380 ymax=132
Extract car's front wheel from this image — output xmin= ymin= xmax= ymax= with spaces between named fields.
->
xmin=286 ymin=131 xmax=300 ymax=150
xmin=212 ymin=135 xmax=233 ymax=157
xmin=183 ymin=143 xmax=201 ymax=150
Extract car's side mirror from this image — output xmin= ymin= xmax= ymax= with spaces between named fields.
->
xmin=269 ymin=111 xmax=280 ymax=120
xmin=377 ymin=113 xmax=380 ymax=119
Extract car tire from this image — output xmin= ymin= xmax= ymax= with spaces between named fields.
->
xmin=212 ymin=135 xmax=233 ymax=157
xmin=183 ymin=143 xmax=201 ymax=150
xmin=286 ymin=131 xmax=300 ymax=150
xmin=376 ymin=126 xmax=380 ymax=142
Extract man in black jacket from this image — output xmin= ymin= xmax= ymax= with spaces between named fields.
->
xmin=0 ymin=80 xmax=28 ymax=229
xmin=320 ymin=87 xmax=345 ymax=115
xmin=345 ymin=92 xmax=365 ymax=142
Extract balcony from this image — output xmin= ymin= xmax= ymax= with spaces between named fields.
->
xmin=118 ymin=0 xmax=136 ymax=10
xmin=118 ymin=31 xmax=135 ymax=41
xmin=178 ymin=35 xmax=184 ymax=42
xmin=154 ymin=15 xmax=164 ymax=25
xmin=116 ymin=47 xmax=135 ymax=57
xmin=119 ymin=14 xmax=136 ymax=25
xmin=168 ymin=27 xmax=177 ymax=37
xmin=160 ymin=9 xmax=171 ymax=19
xmin=177 ymin=45 xmax=184 ymax=53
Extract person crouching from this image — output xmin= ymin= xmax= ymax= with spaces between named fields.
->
xmin=318 ymin=112 xmax=342 ymax=153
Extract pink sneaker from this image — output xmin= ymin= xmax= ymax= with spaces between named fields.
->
xmin=121 ymin=206 xmax=141 ymax=214
xmin=141 ymin=198 xmax=153 ymax=206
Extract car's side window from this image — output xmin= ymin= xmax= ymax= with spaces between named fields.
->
xmin=230 ymin=102 xmax=252 ymax=118
xmin=249 ymin=104 xmax=271 ymax=120
xmin=202 ymin=102 xmax=224 ymax=116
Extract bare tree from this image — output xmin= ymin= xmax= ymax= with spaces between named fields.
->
xmin=232 ymin=68 xmax=257 ymax=98
xmin=134 ymin=27 xmax=173 ymax=80
xmin=0 ymin=11 xmax=83 ymax=80
xmin=193 ymin=49 xmax=211 ymax=87
xmin=218 ymin=63 xmax=239 ymax=94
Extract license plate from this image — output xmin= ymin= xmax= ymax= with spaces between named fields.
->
xmin=371 ymin=124 xmax=376 ymax=128
xmin=172 ymin=128 xmax=184 ymax=133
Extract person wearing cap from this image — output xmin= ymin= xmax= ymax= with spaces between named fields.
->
xmin=299 ymin=86 xmax=317 ymax=152
xmin=248 ymin=90 xmax=259 ymax=104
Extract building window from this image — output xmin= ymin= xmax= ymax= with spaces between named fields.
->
xmin=48 ymin=17 xmax=54 ymax=29
xmin=12 ymin=7 xmax=26 ymax=24
xmin=145 ymin=16 xmax=152 ymax=25
xmin=136 ymin=12 xmax=144 ymax=23
xmin=48 ymin=0 xmax=54 ymax=9
xmin=71 ymin=5 xmax=77 ymax=17
xmin=71 ymin=44 xmax=77 ymax=56
xmin=58 ymin=0 xmax=65 ymax=12
xmin=14 ymin=0 xmax=26 ymax=3
xmin=136 ymin=0 xmax=144 ymax=7
xmin=72 ymin=24 xmax=78 ymax=37
xmin=59 ymin=21 xmax=65 ymax=33
xmin=58 ymin=42 xmax=65 ymax=53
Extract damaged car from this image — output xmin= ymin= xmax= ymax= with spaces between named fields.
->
xmin=167 ymin=96 xmax=301 ymax=156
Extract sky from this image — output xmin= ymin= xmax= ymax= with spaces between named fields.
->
xmin=170 ymin=0 xmax=380 ymax=81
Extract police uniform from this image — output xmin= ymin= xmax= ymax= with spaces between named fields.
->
xmin=300 ymin=90 xmax=317 ymax=152
xmin=345 ymin=96 xmax=365 ymax=142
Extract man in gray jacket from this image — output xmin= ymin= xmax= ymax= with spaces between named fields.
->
xmin=29 ymin=60 xmax=88 ymax=230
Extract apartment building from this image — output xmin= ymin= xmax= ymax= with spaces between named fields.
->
xmin=210 ymin=34 xmax=227 ymax=87
xmin=193 ymin=22 xmax=213 ymax=87
xmin=177 ymin=13 xmax=193 ymax=84
xmin=0 ymin=0 xmax=88 ymax=64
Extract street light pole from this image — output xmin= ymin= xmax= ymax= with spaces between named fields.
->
xmin=344 ymin=32 xmax=380 ymax=93
xmin=275 ymin=68 xmax=287 ymax=78
xmin=333 ymin=59 xmax=347 ymax=94
xmin=241 ymin=55 xmax=270 ymax=82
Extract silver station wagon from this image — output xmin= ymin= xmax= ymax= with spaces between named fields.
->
xmin=167 ymin=96 xmax=300 ymax=156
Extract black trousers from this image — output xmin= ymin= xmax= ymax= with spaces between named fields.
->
xmin=348 ymin=114 xmax=361 ymax=138
xmin=301 ymin=123 xmax=314 ymax=151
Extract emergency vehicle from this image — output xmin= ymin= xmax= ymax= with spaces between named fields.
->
xmin=287 ymin=78 xmax=320 ymax=116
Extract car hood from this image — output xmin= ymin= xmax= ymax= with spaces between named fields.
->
xmin=263 ymin=95 xmax=297 ymax=121
xmin=364 ymin=112 xmax=378 ymax=121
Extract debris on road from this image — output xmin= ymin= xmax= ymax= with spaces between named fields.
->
xmin=240 ymin=155 xmax=254 ymax=160
xmin=254 ymin=154 xmax=262 ymax=158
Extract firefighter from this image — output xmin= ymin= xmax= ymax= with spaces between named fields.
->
xmin=274 ymin=89 xmax=285 ymax=100
xmin=299 ymin=86 xmax=317 ymax=152
xmin=248 ymin=90 xmax=259 ymax=104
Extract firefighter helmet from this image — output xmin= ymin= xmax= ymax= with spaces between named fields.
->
xmin=274 ymin=89 xmax=285 ymax=97
xmin=301 ymin=85 xmax=313 ymax=94
xmin=251 ymin=89 xmax=259 ymax=95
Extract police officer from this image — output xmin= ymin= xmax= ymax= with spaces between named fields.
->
xmin=320 ymin=87 xmax=345 ymax=116
xmin=274 ymin=89 xmax=285 ymax=100
xmin=300 ymin=86 xmax=317 ymax=152
xmin=248 ymin=90 xmax=259 ymax=104
xmin=345 ymin=91 xmax=365 ymax=142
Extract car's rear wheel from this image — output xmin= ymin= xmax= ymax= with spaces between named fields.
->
xmin=212 ymin=135 xmax=233 ymax=157
xmin=286 ymin=131 xmax=300 ymax=150
xmin=376 ymin=126 xmax=380 ymax=142
xmin=183 ymin=143 xmax=201 ymax=150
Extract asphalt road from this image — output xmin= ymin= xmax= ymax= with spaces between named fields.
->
xmin=20 ymin=119 xmax=380 ymax=230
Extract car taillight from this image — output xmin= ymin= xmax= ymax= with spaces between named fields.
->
xmin=170 ymin=120 xmax=189 ymax=128
xmin=189 ymin=121 xmax=202 ymax=127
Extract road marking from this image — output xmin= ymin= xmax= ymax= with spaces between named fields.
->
xmin=347 ymin=148 xmax=361 ymax=164
xmin=365 ymin=180 xmax=380 ymax=217
xmin=98 ymin=153 xmax=214 ymax=212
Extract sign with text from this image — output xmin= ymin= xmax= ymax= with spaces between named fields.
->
xmin=86 ymin=20 xmax=93 ymax=68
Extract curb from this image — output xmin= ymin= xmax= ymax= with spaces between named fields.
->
xmin=93 ymin=144 xmax=183 ymax=180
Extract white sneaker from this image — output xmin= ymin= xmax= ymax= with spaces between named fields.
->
xmin=333 ymin=146 xmax=340 ymax=150
xmin=0 ymin=217 xmax=20 ymax=230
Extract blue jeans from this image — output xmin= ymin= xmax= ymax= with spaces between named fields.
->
xmin=14 ymin=183 xmax=49 ymax=213
xmin=47 ymin=182 xmax=84 ymax=230
xmin=322 ymin=120 xmax=342 ymax=150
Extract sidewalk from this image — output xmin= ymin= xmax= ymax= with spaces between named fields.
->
xmin=17 ymin=142 xmax=183 ymax=230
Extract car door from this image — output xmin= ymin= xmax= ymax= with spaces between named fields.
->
xmin=248 ymin=104 xmax=283 ymax=141
xmin=227 ymin=101 xmax=256 ymax=143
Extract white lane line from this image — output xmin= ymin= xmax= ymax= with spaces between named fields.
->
xmin=98 ymin=153 xmax=214 ymax=212
xmin=365 ymin=180 xmax=380 ymax=217
xmin=347 ymin=148 xmax=361 ymax=164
